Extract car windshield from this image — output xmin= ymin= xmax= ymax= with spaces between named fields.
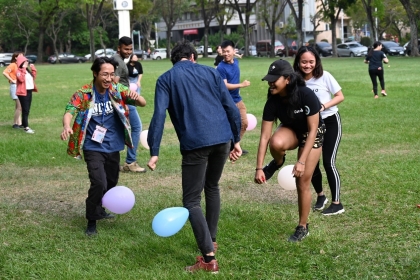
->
xmin=317 ymin=42 xmax=331 ymax=48
xmin=275 ymin=41 xmax=283 ymax=47
xmin=348 ymin=43 xmax=362 ymax=48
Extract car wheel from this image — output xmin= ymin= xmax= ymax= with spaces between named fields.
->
xmin=156 ymin=57 xmax=161 ymax=60
xmin=78 ymin=59 xmax=82 ymax=63
xmin=320 ymin=53 xmax=324 ymax=58
xmin=0 ymin=62 xmax=5 ymax=67
xmin=350 ymin=52 xmax=354 ymax=57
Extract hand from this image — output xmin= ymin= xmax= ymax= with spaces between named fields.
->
xmin=254 ymin=170 xmax=266 ymax=184
xmin=127 ymin=90 xmax=140 ymax=101
xmin=61 ymin=127 xmax=73 ymax=141
xmin=147 ymin=156 xmax=159 ymax=171
xmin=241 ymin=80 xmax=251 ymax=88
xmin=293 ymin=162 xmax=305 ymax=178
xmin=229 ymin=142 xmax=242 ymax=162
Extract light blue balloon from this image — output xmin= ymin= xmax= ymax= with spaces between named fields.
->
xmin=152 ymin=207 xmax=189 ymax=237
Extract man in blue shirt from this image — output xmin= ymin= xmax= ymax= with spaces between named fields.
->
xmin=217 ymin=40 xmax=251 ymax=153
xmin=147 ymin=42 xmax=242 ymax=273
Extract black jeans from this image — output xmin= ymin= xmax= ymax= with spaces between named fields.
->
xmin=83 ymin=150 xmax=120 ymax=220
xmin=17 ymin=90 xmax=32 ymax=128
xmin=368 ymin=68 xmax=385 ymax=95
xmin=181 ymin=142 xmax=230 ymax=256
xmin=311 ymin=112 xmax=342 ymax=202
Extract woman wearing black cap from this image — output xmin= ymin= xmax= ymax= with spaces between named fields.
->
xmin=254 ymin=59 xmax=325 ymax=242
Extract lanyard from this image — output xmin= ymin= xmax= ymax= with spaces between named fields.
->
xmin=93 ymin=86 xmax=108 ymax=126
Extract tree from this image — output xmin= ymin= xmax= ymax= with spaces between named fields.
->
xmin=84 ymin=0 xmax=106 ymax=62
xmin=360 ymin=0 xmax=383 ymax=42
xmin=214 ymin=4 xmax=235 ymax=43
xmin=309 ymin=10 xmax=323 ymax=43
xmin=153 ymin=0 xmax=191 ymax=57
xmin=286 ymin=0 xmax=304 ymax=47
xmin=277 ymin=15 xmax=297 ymax=56
xmin=257 ymin=0 xmax=288 ymax=57
xmin=399 ymin=0 xmax=419 ymax=56
xmin=195 ymin=0 xmax=221 ymax=57
xmin=46 ymin=11 xmax=69 ymax=57
xmin=227 ymin=0 xmax=260 ymax=56
xmin=318 ymin=0 xmax=357 ymax=57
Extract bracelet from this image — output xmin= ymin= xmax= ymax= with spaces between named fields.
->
xmin=297 ymin=161 xmax=305 ymax=165
xmin=255 ymin=168 xmax=263 ymax=171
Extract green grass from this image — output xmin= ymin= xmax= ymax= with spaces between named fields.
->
xmin=1 ymin=57 xmax=420 ymax=279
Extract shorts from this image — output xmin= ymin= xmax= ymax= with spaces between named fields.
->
xmin=9 ymin=83 xmax=17 ymax=100
xmin=299 ymin=123 xmax=326 ymax=149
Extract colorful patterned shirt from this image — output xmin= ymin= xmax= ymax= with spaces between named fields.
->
xmin=64 ymin=82 xmax=137 ymax=158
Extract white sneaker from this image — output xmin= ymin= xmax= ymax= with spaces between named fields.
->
xmin=25 ymin=128 xmax=35 ymax=134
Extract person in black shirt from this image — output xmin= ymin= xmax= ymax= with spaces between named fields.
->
xmin=254 ymin=59 xmax=325 ymax=242
xmin=364 ymin=41 xmax=389 ymax=98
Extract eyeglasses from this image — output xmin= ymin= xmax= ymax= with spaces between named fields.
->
xmin=99 ymin=72 xmax=115 ymax=79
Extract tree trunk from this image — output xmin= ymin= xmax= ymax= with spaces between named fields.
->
xmin=399 ymin=0 xmax=419 ymax=56
xmin=37 ymin=27 xmax=45 ymax=63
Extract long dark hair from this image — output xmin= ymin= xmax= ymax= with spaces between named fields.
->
xmin=368 ymin=41 xmax=382 ymax=56
xmin=267 ymin=72 xmax=306 ymax=119
xmin=293 ymin=46 xmax=323 ymax=79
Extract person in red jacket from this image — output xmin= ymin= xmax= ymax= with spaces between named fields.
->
xmin=16 ymin=55 xmax=37 ymax=134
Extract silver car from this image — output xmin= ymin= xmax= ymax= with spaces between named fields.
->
xmin=336 ymin=42 xmax=368 ymax=57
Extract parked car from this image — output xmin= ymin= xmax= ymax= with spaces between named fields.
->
xmin=238 ymin=45 xmax=257 ymax=56
xmin=85 ymin=48 xmax=115 ymax=60
xmin=336 ymin=42 xmax=368 ymax=57
xmin=95 ymin=49 xmax=116 ymax=59
xmin=132 ymin=49 xmax=144 ymax=57
xmin=48 ymin=53 xmax=88 ymax=64
xmin=256 ymin=40 xmax=284 ymax=57
xmin=313 ymin=42 xmax=333 ymax=57
xmin=196 ymin=45 xmax=213 ymax=55
xmin=26 ymin=54 xmax=37 ymax=64
xmin=150 ymin=48 xmax=167 ymax=60
xmin=0 ymin=53 xmax=13 ymax=67
xmin=277 ymin=46 xmax=298 ymax=57
xmin=380 ymin=41 xmax=404 ymax=56
xmin=404 ymin=39 xmax=420 ymax=55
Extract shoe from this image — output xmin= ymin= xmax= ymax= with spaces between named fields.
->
xmin=185 ymin=256 xmax=219 ymax=274
xmin=381 ymin=90 xmax=387 ymax=96
xmin=374 ymin=95 xmax=379 ymax=99
xmin=313 ymin=195 xmax=328 ymax=211
xmin=19 ymin=125 xmax=24 ymax=128
xmin=85 ymin=225 xmax=97 ymax=236
xmin=288 ymin=224 xmax=309 ymax=242
xmin=262 ymin=155 xmax=286 ymax=181
xmin=12 ymin=124 xmax=20 ymax=129
xmin=241 ymin=149 xmax=249 ymax=155
xmin=24 ymin=128 xmax=35 ymax=134
xmin=322 ymin=203 xmax=345 ymax=216
xmin=100 ymin=208 xmax=115 ymax=219
xmin=121 ymin=161 xmax=146 ymax=173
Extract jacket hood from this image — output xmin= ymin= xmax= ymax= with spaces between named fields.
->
xmin=16 ymin=55 xmax=28 ymax=68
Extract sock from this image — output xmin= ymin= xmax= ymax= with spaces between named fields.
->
xmin=87 ymin=220 xmax=96 ymax=228
xmin=203 ymin=255 xmax=215 ymax=263
xmin=212 ymin=238 xmax=216 ymax=243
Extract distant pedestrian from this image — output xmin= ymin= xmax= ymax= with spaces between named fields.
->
xmin=2 ymin=52 xmax=23 ymax=129
xmin=364 ymin=41 xmax=389 ymax=99
xmin=16 ymin=55 xmax=37 ymax=134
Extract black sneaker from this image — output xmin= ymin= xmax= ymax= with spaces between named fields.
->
xmin=322 ymin=203 xmax=345 ymax=216
xmin=242 ymin=149 xmax=249 ymax=155
xmin=85 ymin=224 xmax=97 ymax=236
xmin=100 ymin=208 xmax=115 ymax=219
xmin=313 ymin=195 xmax=328 ymax=211
xmin=12 ymin=124 xmax=20 ymax=129
xmin=288 ymin=224 xmax=309 ymax=242
xmin=262 ymin=155 xmax=286 ymax=181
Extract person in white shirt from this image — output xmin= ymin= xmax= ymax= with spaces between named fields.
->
xmin=293 ymin=46 xmax=345 ymax=216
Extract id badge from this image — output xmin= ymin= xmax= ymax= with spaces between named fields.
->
xmin=92 ymin=125 xmax=107 ymax=143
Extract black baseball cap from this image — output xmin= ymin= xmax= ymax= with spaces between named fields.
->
xmin=261 ymin=59 xmax=294 ymax=82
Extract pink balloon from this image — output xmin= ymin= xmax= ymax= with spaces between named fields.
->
xmin=129 ymin=83 xmax=138 ymax=91
xmin=102 ymin=186 xmax=135 ymax=214
xmin=246 ymin=114 xmax=257 ymax=131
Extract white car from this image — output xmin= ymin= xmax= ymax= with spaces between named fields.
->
xmin=150 ymin=48 xmax=167 ymax=60
xmin=85 ymin=48 xmax=115 ymax=60
xmin=196 ymin=45 xmax=213 ymax=55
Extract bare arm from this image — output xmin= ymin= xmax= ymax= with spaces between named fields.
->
xmin=61 ymin=112 xmax=74 ymax=141
xmin=322 ymin=90 xmax=344 ymax=110
xmin=223 ymin=79 xmax=251 ymax=91
xmin=254 ymin=120 xmax=274 ymax=184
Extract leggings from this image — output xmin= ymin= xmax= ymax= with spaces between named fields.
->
xmin=369 ymin=68 xmax=385 ymax=95
xmin=17 ymin=90 xmax=33 ymax=128
xmin=311 ymin=112 xmax=342 ymax=202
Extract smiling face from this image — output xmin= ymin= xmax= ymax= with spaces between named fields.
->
xmin=222 ymin=45 xmax=235 ymax=63
xmin=268 ymin=76 xmax=289 ymax=97
xmin=93 ymin=63 xmax=115 ymax=94
xmin=298 ymin=51 xmax=317 ymax=80
xmin=118 ymin=43 xmax=133 ymax=59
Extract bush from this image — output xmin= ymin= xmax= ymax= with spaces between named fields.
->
xmin=336 ymin=38 xmax=342 ymax=44
xmin=360 ymin=37 xmax=371 ymax=47
xmin=321 ymin=39 xmax=328 ymax=43
xmin=308 ymin=39 xmax=315 ymax=45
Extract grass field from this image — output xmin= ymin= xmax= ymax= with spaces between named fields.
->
xmin=0 ymin=56 xmax=419 ymax=279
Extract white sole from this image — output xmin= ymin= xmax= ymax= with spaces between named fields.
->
xmin=322 ymin=209 xmax=345 ymax=216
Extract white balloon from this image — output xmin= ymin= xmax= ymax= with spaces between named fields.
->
xmin=140 ymin=130 xmax=149 ymax=150
xmin=277 ymin=165 xmax=296 ymax=190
